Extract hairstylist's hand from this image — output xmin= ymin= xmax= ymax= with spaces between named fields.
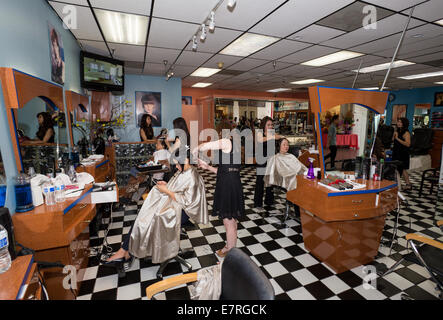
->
xmin=197 ymin=158 xmax=210 ymax=170
xmin=192 ymin=146 xmax=199 ymax=158
xmin=157 ymin=181 xmax=167 ymax=185
xmin=393 ymin=132 xmax=398 ymax=140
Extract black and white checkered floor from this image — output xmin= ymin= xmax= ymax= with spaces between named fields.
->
xmin=76 ymin=168 xmax=442 ymax=300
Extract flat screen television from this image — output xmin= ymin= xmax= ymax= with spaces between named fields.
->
xmin=80 ymin=51 xmax=124 ymax=92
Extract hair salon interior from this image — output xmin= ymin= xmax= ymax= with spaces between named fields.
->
xmin=0 ymin=0 xmax=442 ymax=302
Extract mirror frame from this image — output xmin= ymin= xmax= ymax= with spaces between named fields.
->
xmin=308 ymin=86 xmax=389 ymax=179
xmin=0 ymin=68 xmax=64 ymax=172
xmin=65 ymin=90 xmax=90 ymax=147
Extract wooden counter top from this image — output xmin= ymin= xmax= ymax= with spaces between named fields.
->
xmin=0 ymin=255 xmax=34 ymax=300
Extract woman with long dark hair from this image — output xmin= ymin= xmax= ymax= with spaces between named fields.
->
xmin=253 ymin=116 xmax=283 ymax=208
xmin=166 ymin=117 xmax=191 ymax=154
xmin=35 ymin=112 xmax=55 ymax=143
xmin=393 ymin=117 xmax=412 ymax=190
xmin=140 ymin=113 xmax=154 ymax=141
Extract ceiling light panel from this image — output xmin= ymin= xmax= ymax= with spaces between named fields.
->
xmin=291 ymin=79 xmax=325 ymax=85
xmin=353 ymin=60 xmax=415 ymax=73
xmin=267 ymin=88 xmax=291 ymax=92
xmin=398 ymin=71 xmax=443 ymax=80
xmin=220 ymin=33 xmax=280 ymax=57
xmin=190 ymin=67 xmax=221 ymax=77
xmin=192 ymin=82 xmax=213 ymax=87
xmin=152 ymin=0 xmax=220 ymax=24
xmin=90 ymin=0 xmax=152 ymax=15
xmin=435 ymin=81 xmax=443 ymax=85
xmin=94 ymin=9 xmax=149 ymax=45
xmin=301 ymin=51 xmax=364 ymax=66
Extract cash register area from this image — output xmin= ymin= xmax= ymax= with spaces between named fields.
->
xmin=0 ymin=0 xmax=443 ymax=302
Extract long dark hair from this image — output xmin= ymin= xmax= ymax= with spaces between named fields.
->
xmin=397 ymin=117 xmax=409 ymax=136
xmin=173 ymin=117 xmax=190 ymax=146
xmin=171 ymin=147 xmax=192 ymax=173
xmin=260 ymin=116 xmax=273 ymax=136
xmin=36 ymin=112 xmax=54 ymax=140
xmin=140 ymin=114 xmax=154 ymax=140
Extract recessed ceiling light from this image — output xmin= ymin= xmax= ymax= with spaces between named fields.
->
xmin=94 ymin=9 xmax=148 ymax=45
xmin=192 ymin=82 xmax=212 ymax=88
xmin=353 ymin=60 xmax=415 ymax=73
xmin=291 ymin=79 xmax=325 ymax=85
xmin=266 ymin=88 xmax=291 ymax=92
xmin=398 ymin=71 xmax=443 ymax=80
xmin=435 ymin=81 xmax=443 ymax=85
xmin=436 ymin=19 xmax=443 ymax=26
xmin=190 ymin=67 xmax=221 ymax=77
xmin=301 ymin=51 xmax=364 ymax=67
xmin=220 ymin=33 xmax=279 ymax=57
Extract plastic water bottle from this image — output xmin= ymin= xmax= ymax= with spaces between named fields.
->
xmin=0 ymin=224 xmax=11 ymax=274
xmin=43 ymin=181 xmax=56 ymax=206
xmin=54 ymin=177 xmax=65 ymax=203
xmin=68 ymin=165 xmax=77 ymax=183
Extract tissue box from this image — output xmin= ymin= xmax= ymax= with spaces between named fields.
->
xmin=90 ymin=183 xmax=118 ymax=204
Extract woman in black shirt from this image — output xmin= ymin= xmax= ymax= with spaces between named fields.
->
xmin=393 ymin=117 xmax=411 ymax=190
xmin=140 ymin=114 xmax=154 ymax=141
xmin=35 ymin=112 xmax=55 ymax=143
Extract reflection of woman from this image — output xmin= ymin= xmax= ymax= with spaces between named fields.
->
xmin=35 ymin=112 xmax=55 ymax=143
xmin=138 ymin=93 xmax=161 ymax=127
xmin=139 ymin=114 xmax=154 ymax=141
xmin=393 ymin=117 xmax=412 ymax=190
xmin=50 ymin=28 xmax=65 ymax=84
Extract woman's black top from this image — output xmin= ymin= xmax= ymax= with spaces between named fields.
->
xmin=393 ymin=130 xmax=410 ymax=171
xmin=140 ymin=126 xmax=154 ymax=141
xmin=36 ymin=127 xmax=55 ymax=143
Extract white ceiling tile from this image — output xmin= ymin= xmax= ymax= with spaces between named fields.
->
xmin=144 ymin=46 xmax=181 ymax=65
xmin=90 ymin=0 xmax=152 ymax=15
xmin=107 ymin=43 xmax=145 ymax=61
xmin=169 ymin=65 xmax=198 ymax=77
xmin=49 ymin=3 xmax=103 ymax=41
xmin=214 ymin=0 xmax=287 ymax=31
xmin=407 ymin=51 xmax=443 ymax=63
xmin=362 ymin=0 xmax=427 ymax=12
xmin=143 ymin=63 xmax=166 ymax=75
xmin=405 ymin=0 xmax=443 ymax=22
xmin=249 ymin=61 xmax=294 ymax=74
xmin=250 ymin=0 xmax=355 ymax=37
xmin=278 ymin=45 xmax=337 ymax=64
xmin=202 ymin=54 xmax=243 ymax=69
xmin=79 ymin=40 xmax=110 ymax=57
xmin=185 ymin=27 xmax=243 ymax=53
xmin=153 ymin=0 xmax=220 ymax=24
xmin=175 ymin=51 xmax=213 ymax=67
xmin=249 ymin=40 xmax=311 ymax=60
xmin=399 ymin=44 xmax=443 ymax=60
xmin=148 ymin=18 xmax=198 ymax=49
xmin=227 ymin=58 xmax=267 ymax=71
xmin=322 ymin=14 xmax=425 ymax=49
xmin=288 ymin=24 xmax=346 ymax=44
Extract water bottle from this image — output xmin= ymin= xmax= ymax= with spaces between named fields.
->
xmin=43 ymin=181 xmax=56 ymax=206
xmin=0 ymin=224 xmax=11 ymax=274
xmin=54 ymin=177 xmax=65 ymax=203
xmin=68 ymin=165 xmax=77 ymax=183
xmin=0 ymin=174 xmax=6 ymax=208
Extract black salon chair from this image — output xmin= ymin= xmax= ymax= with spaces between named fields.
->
xmin=410 ymin=128 xmax=433 ymax=156
xmin=377 ymin=221 xmax=443 ymax=300
xmin=146 ymin=247 xmax=275 ymax=300
xmin=419 ymin=168 xmax=440 ymax=197
xmin=379 ymin=125 xmax=394 ymax=149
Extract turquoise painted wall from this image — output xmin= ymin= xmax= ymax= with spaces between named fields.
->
xmin=385 ymin=85 xmax=443 ymax=131
xmin=0 ymin=0 xmax=82 ymax=213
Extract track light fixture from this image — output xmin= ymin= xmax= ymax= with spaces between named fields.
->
xmin=227 ymin=0 xmax=237 ymax=10
xmin=192 ymin=35 xmax=198 ymax=51
xmin=209 ymin=11 xmax=215 ymax=32
xmin=200 ymin=23 xmax=207 ymax=41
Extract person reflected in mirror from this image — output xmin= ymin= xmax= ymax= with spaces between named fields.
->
xmin=32 ymin=112 xmax=55 ymax=143
xmin=254 ymin=116 xmax=284 ymax=208
xmin=324 ymin=115 xmax=338 ymax=170
xmin=393 ymin=117 xmax=411 ymax=190
xmin=140 ymin=114 xmax=154 ymax=141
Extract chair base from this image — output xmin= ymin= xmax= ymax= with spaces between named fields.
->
xmin=157 ymin=255 xmax=192 ymax=280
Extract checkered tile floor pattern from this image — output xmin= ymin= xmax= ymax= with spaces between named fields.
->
xmin=76 ymin=167 xmax=442 ymax=300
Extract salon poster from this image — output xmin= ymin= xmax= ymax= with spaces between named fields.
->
xmin=48 ymin=23 xmax=65 ymax=85
xmin=135 ymin=91 xmax=162 ymax=127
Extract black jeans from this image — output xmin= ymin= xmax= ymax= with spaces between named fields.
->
xmin=254 ymin=169 xmax=274 ymax=207
xmin=324 ymin=145 xmax=337 ymax=168
xmin=121 ymin=210 xmax=190 ymax=251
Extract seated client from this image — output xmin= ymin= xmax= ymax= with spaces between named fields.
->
xmin=104 ymin=148 xmax=208 ymax=265
xmin=264 ymin=138 xmax=308 ymax=191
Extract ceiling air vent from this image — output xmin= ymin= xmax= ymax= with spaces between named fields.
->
xmin=125 ymin=61 xmax=144 ymax=69
xmin=217 ymin=69 xmax=244 ymax=76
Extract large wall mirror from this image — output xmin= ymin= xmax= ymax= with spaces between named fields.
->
xmin=65 ymin=90 xmax=90 ymax=158
xmin=320 ymin=103 xmax=378 ymax=172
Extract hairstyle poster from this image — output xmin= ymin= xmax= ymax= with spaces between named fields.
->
xmin=135 ymin=91 xmax=162 ymax=127
xmin=48 ymin=23 xmax=65 ymax=85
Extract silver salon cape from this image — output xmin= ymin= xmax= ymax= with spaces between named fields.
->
xmin=129 ymin=167 xmax=208 ymax=263
xmin=264 ymin=153 xmax=308 ymax=191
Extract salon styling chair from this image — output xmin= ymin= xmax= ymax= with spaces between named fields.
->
xmin=377 ymin=221 xmax=443 ymax=300
xmin=410 ymin=128 xmax=433 ymax=156
xmin=419 ymin=168 xmax=440 ymax=197
xmin=146 ymin=248 xmax=275 ymax=300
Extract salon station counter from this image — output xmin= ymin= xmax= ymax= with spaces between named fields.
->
xmin=287 ymin=176 xmax=398 ymax=273
xmin=12 ymin=185 xmax=96 ymax=300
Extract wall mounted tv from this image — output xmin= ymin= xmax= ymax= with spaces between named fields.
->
xmin=80 ymin=51 xmax=124 ymax=92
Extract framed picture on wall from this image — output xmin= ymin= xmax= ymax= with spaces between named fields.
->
xmin=182 ymin=96 xmax=192 ymax=105
xmin=392 ymin=104 xmax=407 ymax=124
xmin=48 ymin=23 xmax=65 ymax=85
xmin=434 ymin=92 xmax=443 ymax=106
xmin=135 ymin=91 xmax=161 ymax=127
